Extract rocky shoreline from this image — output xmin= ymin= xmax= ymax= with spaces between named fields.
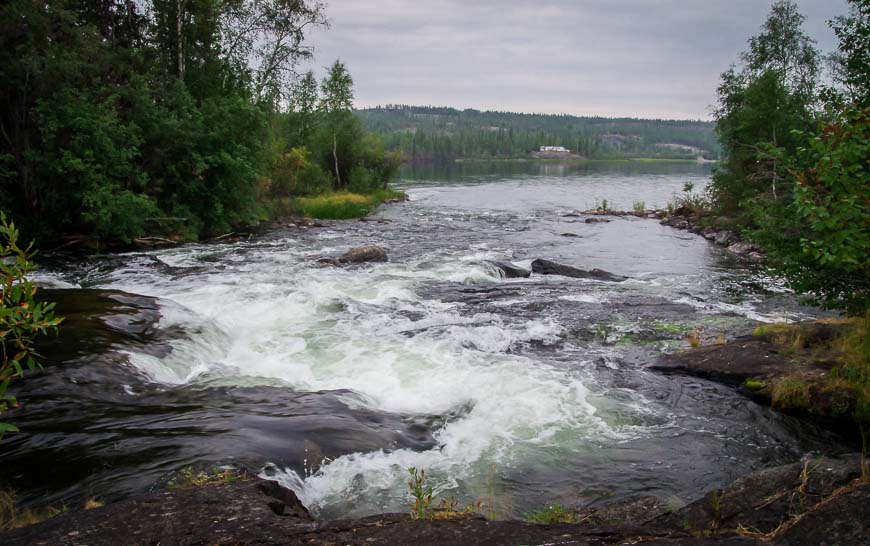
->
xmin=576 ymin=208 xmax=766 ymax=262
xmin=2 ymin=451 xmax=866 ymax=545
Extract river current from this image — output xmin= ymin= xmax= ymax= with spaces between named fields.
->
xmin=1 ymin=161 xmax=845 ymax=519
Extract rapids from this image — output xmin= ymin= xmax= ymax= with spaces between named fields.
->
xmin=1 ymin=161 xmax=846 ymax=519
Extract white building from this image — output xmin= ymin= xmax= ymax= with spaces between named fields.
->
xmin=539 ymin=145 xmax=570 ymax=153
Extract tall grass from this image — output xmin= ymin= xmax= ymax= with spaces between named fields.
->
xmin=293 ymin=189 xmax=405 ymax=220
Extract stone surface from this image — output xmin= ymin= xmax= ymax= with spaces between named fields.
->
xmin=488 ymin=261 xmax=532 ymax=279
xmin=714 ymin=231 xmax=737 ymax=246
xmin=531 ymin=259 xmax=627 ymax=282
xmin=338 ymin=245 xmax=388 ymax=264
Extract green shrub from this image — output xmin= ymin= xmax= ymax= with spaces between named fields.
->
xmin=0 ymin=213 xmax=62 ymax=439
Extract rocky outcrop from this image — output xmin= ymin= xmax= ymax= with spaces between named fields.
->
xmin=531 ymin=259 xmax=627 ymax=282
xmin=339 ymin=245 xmax=388 ymax=264
xmin=488 ymin=261 xmax=532 ymax=279
xmin=4 ymin=457 xmax=867 ymax=545
xmin=319 ymin=245 xmax=389 ymax=266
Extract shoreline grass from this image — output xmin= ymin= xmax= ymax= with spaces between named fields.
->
xmin=291 ymin=189 xmax=405 ymax=220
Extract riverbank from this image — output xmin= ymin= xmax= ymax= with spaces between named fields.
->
xmin=1 ymin=452 xmax=867 ymax=545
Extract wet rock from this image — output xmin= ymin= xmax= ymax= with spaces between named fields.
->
xmin=338 ymin=245 xmax=388 ymax=264
xmin=727 ymin=241 xmax=759 ymax=256
xmin=488 ymin=261 xmax=532 ymax=279
xmin=531 ymin=259 xmax=627 ymax=282
xmin=747 ymin=252 xmax=765 ymax=263
xmin=0 ymin=478 xmax=314 ymax=546
xmin=560 ymin=232 xmax=581 ymax=237
xmin=585 ymin=217 xmax=611 ymax=224
xmin=316 ymin=257 xmax=342 ymax=267
xmin=702 ymin=226 xmax=718 ymax=240
xmin=714 ymin=231 xmax=737 ymax=246
xmin=649 ymin=337 xmax=792 ymax=385
xmin=674 ymin=220 xmax=690 ymax=230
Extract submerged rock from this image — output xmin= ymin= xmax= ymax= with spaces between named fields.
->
xmin=338 ymin=245 xmax=388 ymax=264
xmin=531 ymin=259 xmax=627 ymax=282
xmin=488 ymin=260 xmax=532 ymax=279
xmin=584 ymin=217 xmax=611 ymax=224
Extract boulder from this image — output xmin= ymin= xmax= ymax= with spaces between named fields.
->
xmin=701 ymin=226 xmax=718 ymax=240
xmin=713 ymin=231 xmax=737 ymax=246
xmin=585 ymin=217 xmax=611 ymax=224
xmin=488 ymin=261 xmax=531 ymax=279
xmin=727 ymin=241 xmax=758 ymax=256
xmin=531 ymin=259 xmax=627 ymax=282
xmin=674 ymin=220 xmax=690 ymax=230
xmin=338 ymin=245 xmax=388 ymax=264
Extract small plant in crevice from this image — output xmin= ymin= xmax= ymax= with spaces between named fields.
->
xmin=709 ymin=489 xmax=723 ymax=532
xmin=168 ymin=466 xmax=245 ymax=489
xmin=407 ymin=467 xmax=434 ymax=519
xmin=406 ymin=467 xmax=479 ymax=520
xmin=633 ymin=200 xmax=646 ymax=213
xmin=525 ymin=503 xmax=578 ymax=524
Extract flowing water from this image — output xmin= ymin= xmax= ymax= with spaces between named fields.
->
xmin=0 ymin=161 xmax=846 ymax=519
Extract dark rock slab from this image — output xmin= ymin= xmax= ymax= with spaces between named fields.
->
xmin=531 ymin=259 xmax=627 ymax=282
xmin=585 ymin=217 xmax=611 ymax=224
xmin=651 ymin=454 xmax=865 ymax=540
xmin=487 ymin=261 xmax=532 ymax=279
xmin=649 ymin=337 xmax=787 ymax=385
xmin=0 ymin=478 xmax=315 ymax=546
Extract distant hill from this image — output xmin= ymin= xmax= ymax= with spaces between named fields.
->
xmin=356 ymin=105 xmax=720 ymax=162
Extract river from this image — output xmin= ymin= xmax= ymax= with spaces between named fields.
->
xmin=0 ymin=160 xmax=845 ymax=519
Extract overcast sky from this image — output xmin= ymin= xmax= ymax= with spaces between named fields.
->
xmin=300 ymin=0 xmax=849 ymax=120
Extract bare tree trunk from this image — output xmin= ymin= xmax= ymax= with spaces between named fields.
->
xmin=176 ymin=0 xmax=186 ymax=78
xmin=332 ymin=132 xmax=341 ymax=190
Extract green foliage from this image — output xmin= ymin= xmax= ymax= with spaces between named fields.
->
xmin=407 ymin=467 xmax=434 ymax=520
xmin=405 ymin=467 xmax=478 ymax=521
xmin=0 ymin=1 xmax=394 ymax=244
xmin=756 ymin=107 xmax=869 ymax=314
xmin=0 ymin=214 xmax=62 ymax=439
xmin=525 ymin=503 xmax=578 ymax=524
xmin=633 ymin=200 xmax=646 ymax=213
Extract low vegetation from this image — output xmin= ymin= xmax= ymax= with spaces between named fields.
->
xmin=291 ymin=190 xmax=405 ymax=220
xmin=524 ymin=503 xmax=579 ymax=524
xmin=167 ymin=466 xmax=245 ymax=489
xmin=752 ymin=318 xmax=869 ymax=438
xmin=406 ymin=467 xmax=479 ymax=521
xmin=1 ymin=214 xmax=62 ymax=439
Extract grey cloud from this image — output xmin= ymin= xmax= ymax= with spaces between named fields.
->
xmin=301 ymin=0 xmax=849 ymax=119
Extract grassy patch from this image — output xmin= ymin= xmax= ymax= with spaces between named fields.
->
xmin=755 ymin=317 xmax=869 ymax=424
xmin=168 ymin=466 xmax=245 ymax=489
xmin=771 ymin=377 xmax=812 ymax=411
xmin=293 ymin=189 xmax=405 ymax=219
xmin=525 ymin=503 xmax=579 ymax=524
xmin=744 ymin=378 xmax=766 ymax=390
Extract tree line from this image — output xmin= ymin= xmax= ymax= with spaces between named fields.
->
xmin=708 ymin=0 xmax=868 ymax=315
xmin=0 ymin=1 xmax=399 ymax=245
xmin=357 ymin=106 xmax=720 ymax=162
